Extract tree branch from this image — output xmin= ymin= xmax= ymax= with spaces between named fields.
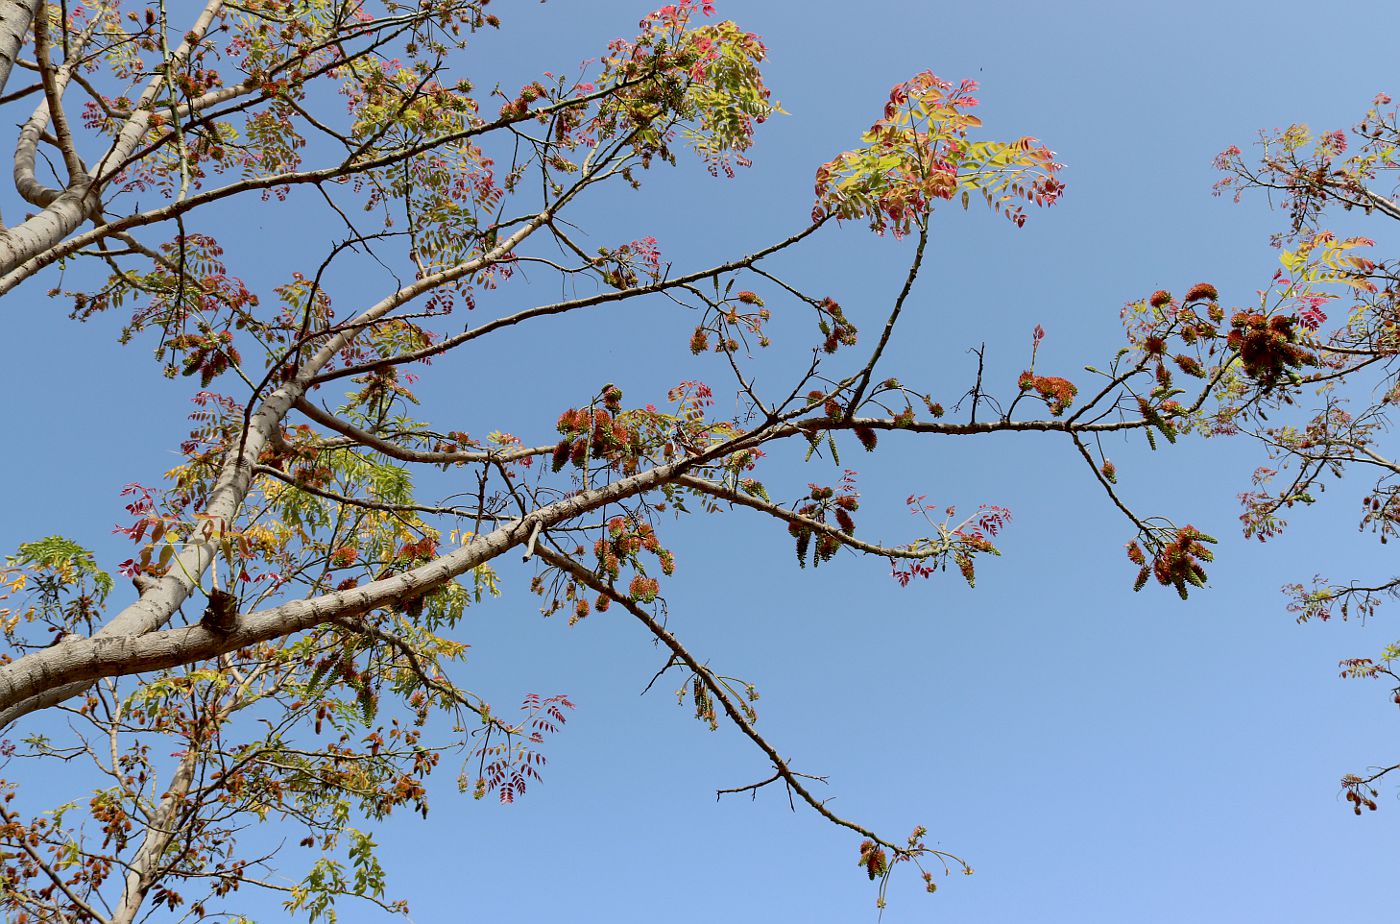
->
xmin=536 ymin=544 xmax=964 ymax=866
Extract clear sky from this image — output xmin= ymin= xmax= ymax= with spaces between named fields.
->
xmin=2 ymin=0 xmax=1398 ymax=921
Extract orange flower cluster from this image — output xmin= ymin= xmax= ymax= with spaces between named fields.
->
xmin=552 ymin=388 xmax=644 ymax=473
xmin=497 ymin=80 xmax=548 ymax=120
xmin=628 ymin=575 xmax=660 ymax=603
xmin=818 ymin=298 xmax=858 ymax=353
xmin=1226 ymin=312 xmax=1317 ymax=388
xmin=1129 ymin=526 xmax=1217 ymax=599
xmin=1183 ymin=282 xmax=1218 ymax=302
xmin=1018 ymin=372 xmax=1078 ymax=416
xmin=593 ymin=516 xmax=674 ymax=598
xmin=1173 ymin=354 xmax=1205 ymax=377
xmin=787 ymin=486 xmax=859 ymax=567
xmin=858 ymin=840 xmax=889 ymax=881
xmin=689 ymin=326 xmax=710 ymax=354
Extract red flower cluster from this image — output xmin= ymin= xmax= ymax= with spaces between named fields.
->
xmin=628 ymin=575 xmax=660 ymax=603
xmin=594 ymin=517 xmax=674 ymax=596
xmin=818 ymin=298 xmax=858 ymax=353
xmin=553 ymin=392 xmax=644 ymax=472
xmin=1018 ymin=372 xmax=1078 ymax=416
xmin=1130 ymin=526 xmax=1217 ymax=600
xmin=1225 ymin=312 xmax=1317 ymax=388
xmin=1183 ymin=282 xmax=1218 ymax=303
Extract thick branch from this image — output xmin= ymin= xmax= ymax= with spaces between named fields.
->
xmin=0 ymin=0 xmax=225 ymax=276
xmin=0 ymin=0 xmax=39 ymax=98
xmin=110 ymin=747 xmax=199 ymax=924
xmin=0 ymin=438 xmax=740 ymax=719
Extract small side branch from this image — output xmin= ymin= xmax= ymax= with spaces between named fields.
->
xmin=847 ymin=225 xmax=929 ymax=414
xmin=0 ymin=803 xmax=112 ymax=924
xmin=535 ymin=545 xmax=963 ymax=868
xmin=673 ymin=473 xmax=949 ymax=560
xmin=295 ymin=398 xmax=552 ymax=464
xmin=717 ymin=768 xmax=828 ymax=810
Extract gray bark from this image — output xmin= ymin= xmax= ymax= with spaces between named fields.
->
xmin=0 ymin=447 xmax=709 ymax=716
xmin=0 ymin=1 xmax=225 ymax=278
xmin=110 ymin=748 xmax=199 ymax=924
xmin=0 ymin=186 xmax=565 ymax=727
xmin=0 ymin=0 xmax=39 ymax=98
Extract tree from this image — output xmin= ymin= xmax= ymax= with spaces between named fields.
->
xmin=1216 ymin=95 xmax=1400 ymax=815
xmin=0 ymin=1 xmax=1302 ymax=920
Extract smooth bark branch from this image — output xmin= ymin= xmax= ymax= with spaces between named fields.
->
xmin=0 ymin=380 xmax=302 ymax=727
xmin=294 ymin=398 xmax=553 ymax=465
xmin=0 ymin=0 xmax=224 ymax=275
xmin=0 ymin=400 xmax=1149 ymax=722
xmin=0 ymin=0 xmax=39 ymax=99
xmin=0 ymin=446 xmax=722 ymax=713
xmin=0 ymin=188 xmax=566 ymax=726
xmin=110 ymin=747 xmax=199 ymax=924
xmin=36 ymin=8 xmax=88 ymax=181
xmin=16 ymin=5 xmax=100 ymax=206
xmin=0 ymin=72 xmax=654 ymax=295
xmin=0 ymin=389 xmax=1156 ymax=726
xmin=0 ymin=282 xmax=769 ymax=721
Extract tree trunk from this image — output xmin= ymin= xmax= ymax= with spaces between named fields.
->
xmin=110 ymin=747 xmax=199 ymax=924
xmin=0 ymin=0 xmax=39 ymax=98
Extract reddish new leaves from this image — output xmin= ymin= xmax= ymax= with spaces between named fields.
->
xmin=814 ymin=71 xmax=1063 ymax=236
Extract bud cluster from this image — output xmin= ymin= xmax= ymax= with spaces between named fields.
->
xmin=593 ymin=516 xmax=675 ymax=603
xmin=551 ymin=387 xmax=645 ymax=474
xmin=788 ymin=484 xmax=859 ymax=568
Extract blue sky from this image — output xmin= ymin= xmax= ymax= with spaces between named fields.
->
xmin=3 ymin=0 xmax=1399 ymax=920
